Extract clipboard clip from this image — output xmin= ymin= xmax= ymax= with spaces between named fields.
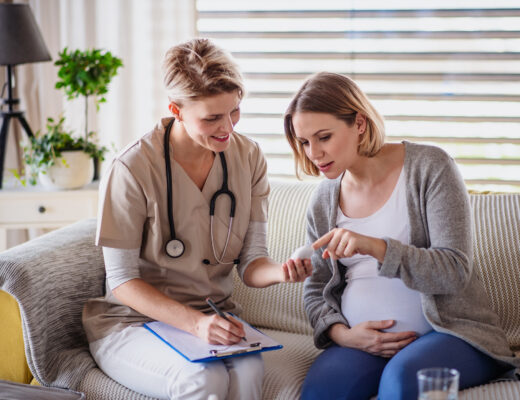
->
xmin=210 ymin=342 xmax=262 ymax=357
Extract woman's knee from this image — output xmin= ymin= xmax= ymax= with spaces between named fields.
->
xmin=302 ymin=346 xmax=385 ymax=400
xmin=167 ymin=361 xmax=229 ymax=400
xmin=378 ymin=360 xmax=417 ymax=400
xmin=229 ymin=353 xmax=264 ymax=381
xmin=225 ymin=354 xmax=264 ymax=400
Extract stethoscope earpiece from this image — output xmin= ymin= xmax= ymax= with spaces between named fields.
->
xmin=163 ymin=119 xmax=237 ymax=265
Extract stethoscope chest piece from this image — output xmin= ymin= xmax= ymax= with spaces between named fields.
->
xmin=165 ymin=238 xmax=185 ymax=258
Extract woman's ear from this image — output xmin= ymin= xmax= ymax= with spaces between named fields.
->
xmin=356 ymin=113 xmax=367 ymax=134
xmin=168 ymin=102 xmax=181 ymax=119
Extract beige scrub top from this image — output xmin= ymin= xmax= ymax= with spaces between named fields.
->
xmin=82 ymin=117 xmax=269 ymax=343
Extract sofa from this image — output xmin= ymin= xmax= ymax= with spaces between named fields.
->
xmin=1 ymin=179 xmax=519 ymax=399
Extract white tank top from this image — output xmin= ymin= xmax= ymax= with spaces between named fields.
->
xmin=337 ymin=169 xmax=432 ymax=335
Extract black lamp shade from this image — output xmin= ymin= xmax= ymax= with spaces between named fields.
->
xmin=0 ymin=3 xmax=51 ymax=66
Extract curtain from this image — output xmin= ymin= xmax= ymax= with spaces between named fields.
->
xmin=2 ymin=0 xmax=196 ymax=248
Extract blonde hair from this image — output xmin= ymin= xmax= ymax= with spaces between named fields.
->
xmin=162 ymin=38 xmax=245 ymax=104
xmin=284 ymin=72 xmax=386 ymax=177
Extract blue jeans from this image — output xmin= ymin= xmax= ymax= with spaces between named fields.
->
xmin=301 ymin=331 xmax=510 ymax=400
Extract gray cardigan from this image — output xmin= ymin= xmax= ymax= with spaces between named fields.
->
xmin=304 ymin=141 xmax=519 ymax=369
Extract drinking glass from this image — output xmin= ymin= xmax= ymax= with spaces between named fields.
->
xmin=417 ymin=367 xmax=459 ymax=400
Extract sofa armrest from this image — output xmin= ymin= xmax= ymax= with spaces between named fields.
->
xmin=0 ymin=218 xmax=104 ymax=390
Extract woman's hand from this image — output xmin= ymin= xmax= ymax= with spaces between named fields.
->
xmin=281 ymin=258 xmax=313 ymax=282
xmin=195 ymin=313 xmax=246 ymax=345
xmin=313 ymin=228 xmax=387 ymax=263
xmin=243 ymin=257 xmax=312 ymax=287
xmin=328 ymin=321 xmax=417 ymax=358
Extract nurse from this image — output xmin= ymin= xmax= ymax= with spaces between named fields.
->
xmin=284 ymin=72 xmax=518 ymax=399
xmin=82 ymin=38 xmax=311 ymax=400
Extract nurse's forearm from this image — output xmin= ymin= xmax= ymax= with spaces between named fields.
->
xmin=242 ymin=257 xmax=283 ymax=288
xmin=112 ymin=278 xmax=204 ymax=335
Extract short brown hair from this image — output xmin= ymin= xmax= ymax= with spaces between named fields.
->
xmin=284 ymin=72 xmax=385 ymax=177
xmin=162 ymin=38 xmax=245 ymax=104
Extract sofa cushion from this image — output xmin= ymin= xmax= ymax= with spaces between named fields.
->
xmin=262 ymin=329 xmax=321 ymax=399
xmin=469 ymin=193 xmax=520 ymax=351
xmin=78 ymin=369 xmax=155 ymax=400
xmin=0 ymin=291 xmax=32 ymax=384
xmin=459 ymin=380 xmax=520 ymax=399
xmin=232 ymin=179 xmax=318 ymax=335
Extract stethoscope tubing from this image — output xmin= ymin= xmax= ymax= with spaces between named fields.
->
xmin=164 ymin=119 xmax=177 ymax=242
xmin=210 ymin=216 xmax=234 ymax=264
xmin=163 ymin=119 xmax=237 ymax=264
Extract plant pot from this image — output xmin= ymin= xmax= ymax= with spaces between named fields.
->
xmin=38 ymin=150 xmax=94 ymax=190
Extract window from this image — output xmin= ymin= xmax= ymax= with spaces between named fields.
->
xmin=196 ymin=0 xmax=520 ymax=192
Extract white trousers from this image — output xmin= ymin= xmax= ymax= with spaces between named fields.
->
xmin=90 ymin=325 xmax=264 ymax=400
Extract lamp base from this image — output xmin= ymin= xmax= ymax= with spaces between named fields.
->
xmin=0 ymin=110 xmax=34 ymax=189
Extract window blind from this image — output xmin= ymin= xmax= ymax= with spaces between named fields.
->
xmin=196 ymin=0 xmax=520 ymax=192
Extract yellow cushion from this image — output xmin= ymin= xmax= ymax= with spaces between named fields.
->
xmin=0 ymin=290 xmax=33 ymax=384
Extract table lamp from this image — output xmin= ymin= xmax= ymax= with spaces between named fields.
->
xmin=0 ymin=3 xmax=51 ymax=189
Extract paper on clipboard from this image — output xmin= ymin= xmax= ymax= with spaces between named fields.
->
xmin=144 ymin=316 xmax=282 ymax=363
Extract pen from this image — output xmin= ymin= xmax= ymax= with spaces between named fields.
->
xmin=206 ymin=297 xmax=247 ymax=341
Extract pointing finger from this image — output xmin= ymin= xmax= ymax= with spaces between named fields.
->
xmin=312 ymin=230 xmax=335 ymax=250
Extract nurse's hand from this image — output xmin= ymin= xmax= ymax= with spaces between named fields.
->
xmin=281 ymin=258 xmax=312 ymax=282
xmin=328 ymin=321 xmax=417 ymax=358
xmin=242 ymin=257 xmax=312 ymax=287
xmin=313 ymin=228 xmax=387 ymax=263
xmin=195 ymin=313 xmax=246 ymax=345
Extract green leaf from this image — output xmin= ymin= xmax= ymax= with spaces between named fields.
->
xmin=54 ymin=47 xmax=123 ymax=111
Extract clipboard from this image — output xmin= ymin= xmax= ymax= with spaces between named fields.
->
xmin=144 ymin=316 xmax=282 ymax=363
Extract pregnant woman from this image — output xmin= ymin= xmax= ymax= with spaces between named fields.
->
xmin=283 ymin=72 xmax=519 ymax=400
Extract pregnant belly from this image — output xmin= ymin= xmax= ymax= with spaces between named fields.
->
xmin=341 ymin=276 xmax=433 ymax=336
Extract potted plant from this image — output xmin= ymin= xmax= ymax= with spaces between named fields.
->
xmin=14 ymin=116 xmax=108 ymax=189
xmin=54 ymin=47 xmax=123 ymax=178
xmin=14 ymin=47 xmax=122 ymax=188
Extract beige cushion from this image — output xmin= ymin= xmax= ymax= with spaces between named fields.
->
xmin=460 ymin=380 xmax=520 ymax=400
xmin=232 ymin=179 xmax=317 ymax=336
xmin=469 ymin=193 xmax=520 ymax=351
xmin=78 ymin=369 xmax=154 ymax=400
xmin=261 ymin=329 xmax=321 ymax=400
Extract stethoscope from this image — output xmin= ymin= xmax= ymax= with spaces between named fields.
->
xmin=163 ymin=119 xmax=240 ymax=265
